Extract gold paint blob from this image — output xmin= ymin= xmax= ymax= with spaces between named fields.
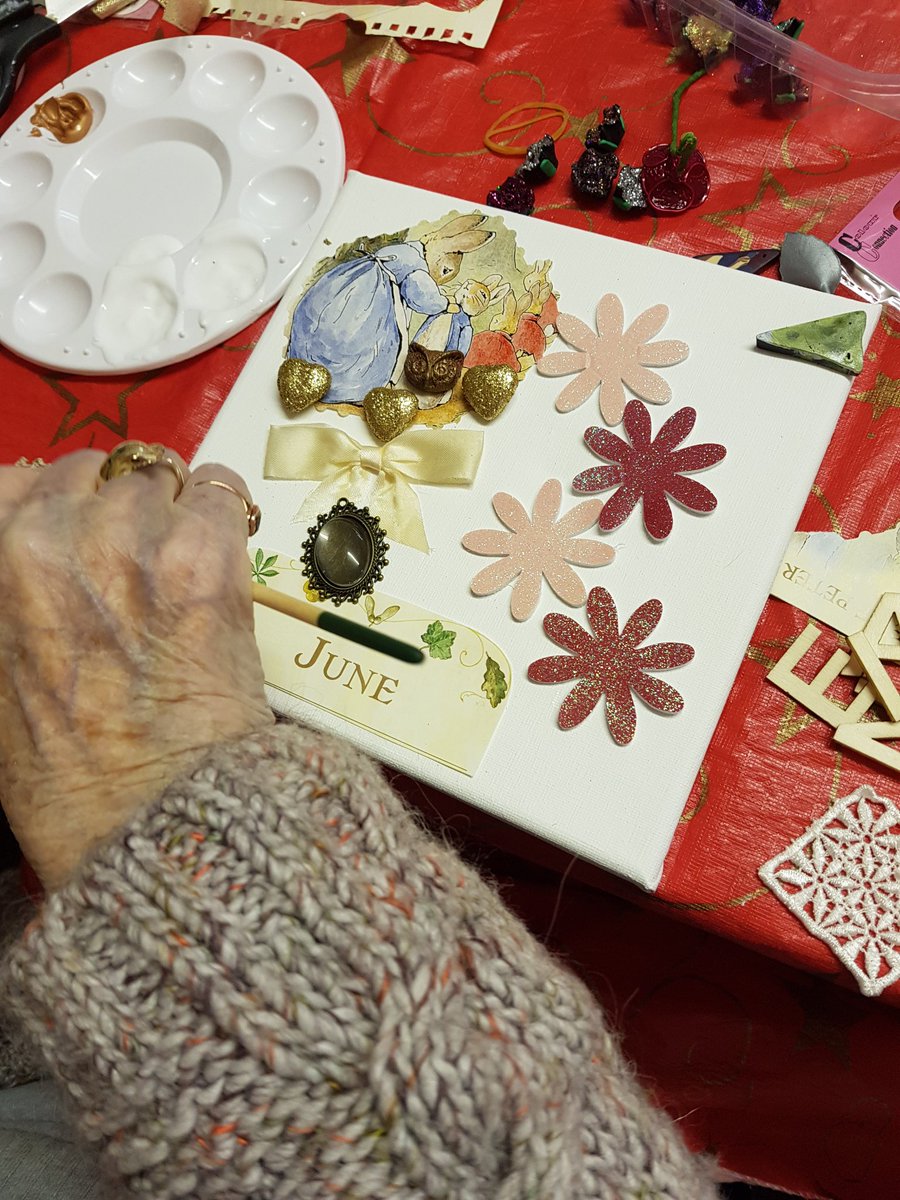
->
xmin=277 ymin=358 xmax=332 ymax=415
xmin=30 ymin=93 xmax=93 ymax=144
xmin=462 ymin=364 xmax=518 ymax=421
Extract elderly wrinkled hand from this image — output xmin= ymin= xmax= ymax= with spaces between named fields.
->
xmin=0 ymin=447 xmax=272 ymax=890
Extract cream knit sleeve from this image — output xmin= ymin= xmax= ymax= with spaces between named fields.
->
xmin=1 ymin=723 xmax=719 ymax=1200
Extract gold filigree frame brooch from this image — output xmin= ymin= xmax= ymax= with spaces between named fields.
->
xmin=300 ymin=498 xmax=389 ymax=606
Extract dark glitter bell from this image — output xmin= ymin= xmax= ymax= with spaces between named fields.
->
xmin=776 ymin=16 xmax=804 ymax=37
xmin=733 ymin=0 xmax=777 ymax=19
xmin=613 ymin=165 xmax=647 ymax=212
xmin=518 ymin=134 xmax=558 ymax=182
xmin=571 ymin=147 xmax=619 ymax=202
xmin=735 ymin=58 xmax=762 ymax=89
xmin=585 ymin=104 xmax=626 ymax=152
xmin=486 ymin=174 xmax=535 ymax=215
xmin=737 ymin=16 xmax=807 ymax=104
xmin=771 ymin=17 xmax=810 ymax=104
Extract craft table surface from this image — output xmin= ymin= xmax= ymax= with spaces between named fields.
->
xmin=3 ymin=7 xmax=900 ymax=1198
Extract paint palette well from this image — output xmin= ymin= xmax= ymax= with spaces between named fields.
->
xmin=0 ymin=37 xmax=344 ymax=373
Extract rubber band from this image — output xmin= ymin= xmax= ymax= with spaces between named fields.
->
xmin=484 ymin=102 xmax=570 ymax=156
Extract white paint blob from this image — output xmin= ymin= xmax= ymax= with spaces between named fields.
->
xmin=184 ymin=223 xmax=267 ymax=320
xmin=94 ymin=234 xmax=181 ymax=364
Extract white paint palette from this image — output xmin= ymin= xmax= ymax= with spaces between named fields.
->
xmin=0 ymin=37 xmax=345 ymax=373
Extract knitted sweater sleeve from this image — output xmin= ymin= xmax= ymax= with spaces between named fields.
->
xmin=1 ymin=723 xmax=719 ymax=1200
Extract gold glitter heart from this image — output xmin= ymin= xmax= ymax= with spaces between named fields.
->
xmin=462 ymin=365 xmax=518 ymax=421
xmin=363 ymin=386 xmax=418 ymax=441
xmin=277 ymin=358 xmax=332 ymax=416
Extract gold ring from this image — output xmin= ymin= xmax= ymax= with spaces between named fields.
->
xmin=190 ymin=479 xmax=261 ymax=537
xmin=13 ymin=457 xmax=48 ymax=469
xmin=98 ymin=440 xmax=185 ymax=497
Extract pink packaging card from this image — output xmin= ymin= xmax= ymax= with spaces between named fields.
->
xmin=831 ymin=172 xmax=900 ymax=295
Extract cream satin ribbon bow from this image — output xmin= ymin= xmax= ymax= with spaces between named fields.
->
xmin=264 ymin=424 xmax=484 ymax=553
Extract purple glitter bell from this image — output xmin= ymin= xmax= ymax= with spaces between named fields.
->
xmin=732 ymin=0 xmax=777 ymax=20
xmin=486 ymin=174 xmax=535 ymax=216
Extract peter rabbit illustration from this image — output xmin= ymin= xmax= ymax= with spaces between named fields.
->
xmin=416 ymin=274 xmax=511 ymax=358
xmin=286 ymin=214 xmax=495 ymax=405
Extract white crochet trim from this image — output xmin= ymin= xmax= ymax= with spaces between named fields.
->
xmin=759 ymin=785 xmax=900 ymax=998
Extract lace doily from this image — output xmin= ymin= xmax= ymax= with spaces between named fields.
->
xmin=759 ymin=786 xmax=900 ymax=997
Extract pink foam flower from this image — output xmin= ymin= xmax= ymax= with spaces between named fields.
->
xmin=574 ymin=399 xmax=726 ymax=541
xmin=536 ymin=293 xmax=689 ymax=425
xmin=528 ymin=586 xmax=694 ymax=745
xmin=462 ymin=479 xmax=615 ymax=622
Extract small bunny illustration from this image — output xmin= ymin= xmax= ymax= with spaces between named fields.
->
xmin=416 ymin=274 xmax=511 ymax=358
xmin=483 ymin=258 xmax=556 ymax=366
xmin=287 ymin=212 xmax=495 ymax=405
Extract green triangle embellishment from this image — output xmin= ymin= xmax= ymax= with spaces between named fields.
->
xmin=756 ymin=310 xmax=866 ymax=376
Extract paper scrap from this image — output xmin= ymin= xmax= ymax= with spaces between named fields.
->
xmin=205 ymin=0 xmax=503 ymax=47
xmin=770 ymin=521 xmax=900 ymax=635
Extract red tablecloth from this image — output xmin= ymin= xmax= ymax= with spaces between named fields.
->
xmin=4 ymin=6 xmax=900 ymax=1196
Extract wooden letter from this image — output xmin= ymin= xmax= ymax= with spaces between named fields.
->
xmin=847 ymin=631 xmax=900 ymax=722
xmin=834 ymin=720 xmax=900 ymax=776
xmin=767 ymin=624 xmax=877 ymax=727
xmin=863 ymin=593 xmax=900 ymax=663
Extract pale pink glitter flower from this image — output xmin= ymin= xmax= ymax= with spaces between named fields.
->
xmin=536 ymin=293 xmax=690 ymax=425
xmin=462 ymin=478 xmax=615 ymax=621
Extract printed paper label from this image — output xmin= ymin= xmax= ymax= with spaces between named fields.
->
xmin=770 ymin=522 xmax=900 ymax=635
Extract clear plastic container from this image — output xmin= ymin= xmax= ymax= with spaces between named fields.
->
xmin=630 ymin=0 xmax=900 ymax=124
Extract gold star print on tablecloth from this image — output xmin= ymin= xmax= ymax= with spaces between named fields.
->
xmin=853 ymin=372 xmax=900 ymax=422
xmin=700 ymin=169 xmax=840 ymax=252
xmin=309 ymin=24 xmax=411 ymax=98
xmin=44 ymin=374 xmax=153 ymax=444
xmin=564 ymin=108 xmax=609 ymax=148
xmin=774 ymin=697 xmax=817 ymax=747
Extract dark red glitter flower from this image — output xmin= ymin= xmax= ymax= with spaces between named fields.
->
xmin=573 ymin=398 xmax=726 ymax=541
xmin=527 ymin=586 xmax=694 ymax=745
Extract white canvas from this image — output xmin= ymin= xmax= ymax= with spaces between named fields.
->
xmin=195 ymin=171 xmax=878 ymax=890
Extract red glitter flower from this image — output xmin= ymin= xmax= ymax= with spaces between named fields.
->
xmin=574 ymin=399 xmax=726 ymax=541
xmin=527 ymin=586 xmax=694 ymax=745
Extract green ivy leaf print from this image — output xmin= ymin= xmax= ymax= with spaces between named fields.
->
xmin=482 ymin=657 xmax=509 ymax=708
xmin=421 ymin=620 xmax=456 ymax=660
xmin=251 ymin=549 xmax=279 ymax=586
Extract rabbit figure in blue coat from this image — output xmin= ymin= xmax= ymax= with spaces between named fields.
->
xmin=287 ymin=214 xmax=494 ymax=405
